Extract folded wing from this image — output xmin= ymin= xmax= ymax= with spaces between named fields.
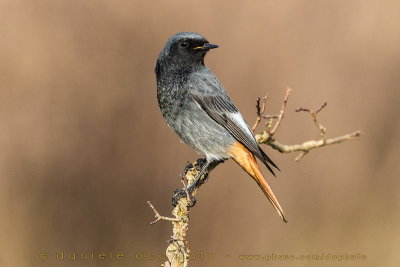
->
xmin=190 ymin=90 xmax=279 ymax=175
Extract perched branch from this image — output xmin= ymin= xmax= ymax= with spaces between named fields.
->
xmin=149 ymin=160 xmax=221 ymax=267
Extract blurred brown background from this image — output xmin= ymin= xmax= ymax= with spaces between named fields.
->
xmin=0 ymin=0 xmax=399 ymax=266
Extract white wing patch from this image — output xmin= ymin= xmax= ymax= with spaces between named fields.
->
xmin=229 ymin=112 xmax=255 ymax=141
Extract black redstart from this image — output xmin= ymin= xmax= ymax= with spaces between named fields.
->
xmin=155 ymin=32 xmax=287 ymax=222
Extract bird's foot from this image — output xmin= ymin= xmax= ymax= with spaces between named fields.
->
xmin=172 ymin=188 xmax=196 ymax=208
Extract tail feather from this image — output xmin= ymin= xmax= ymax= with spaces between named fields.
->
xmin=230 ymin=142 xmax=287 ymax=223
xmin=259 ymin=147 xmax=280 ymax=172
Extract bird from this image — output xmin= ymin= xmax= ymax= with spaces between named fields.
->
xmin=155 ymin=32 xmax=287 ymax=223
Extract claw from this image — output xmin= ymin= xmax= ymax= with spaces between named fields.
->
xmin=172 ymin=188 xmax=196 ymax=208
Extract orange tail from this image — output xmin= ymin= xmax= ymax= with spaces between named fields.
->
xmin=229 ymin=142 xmax=287 ymax=223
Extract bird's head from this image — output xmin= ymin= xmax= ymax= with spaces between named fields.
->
xmin=157 ymin=32 xmax=218 ymax=66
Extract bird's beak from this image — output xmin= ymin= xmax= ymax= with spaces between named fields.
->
xmin=194 ymin=43 xmax=219 ymax=50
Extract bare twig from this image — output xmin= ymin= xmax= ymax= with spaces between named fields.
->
xmin=262 ymin=130 xmax=361 ymax=161
xmin=316 ymin=102 xmax=327 ymax=114
xmin=147 ymin=201 xmax=180 ymax=225
xmin=294 ymin=151 xmax=309 ymax=162
xmin=263 ymin=114 xmax=279 ymax=119
xmin=269 ymin=88 xmax=291 ymax=136
xmin=296 ymin=102 xmax=328 ymax=140
xmin=253 ymin=90 xmax=361 ymax=161
xmin=251 ymin=93 xmax=269 ymax=132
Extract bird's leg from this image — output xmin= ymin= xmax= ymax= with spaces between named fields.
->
xmin=188 ymin=159 xmax=211 ymax=192
xmin=172 ymin=159 xmax=212 ymax=207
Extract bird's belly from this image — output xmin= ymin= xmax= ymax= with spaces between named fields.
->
xmin=171 ymin=108 xmax=235 ymax=161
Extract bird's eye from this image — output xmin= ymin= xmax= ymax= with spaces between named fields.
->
xmin=179 ymin=41 xmax=189 ymax=48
